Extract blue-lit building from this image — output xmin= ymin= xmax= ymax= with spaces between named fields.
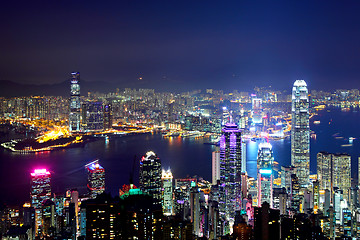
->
xmin=219 ymin=122 xmax=242 ymax=231
xmin=257 ymin=142 xmax=274 ymax=207
xmin=69 ymin=72 xmax=81 ymax=132
xmin=85 ymin=160 xmax=105 ymax=199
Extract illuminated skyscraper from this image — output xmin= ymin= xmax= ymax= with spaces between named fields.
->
xmin=161 ymin=169 xmax=174 ymax=216
xmin=317 ymin=152 xmax=351 ymax=203
xmin=291 ymin=80 xmax=310 ymax=187
xmin=257 ymin=142 xmax=274 ymax=207
xmin=69 ymin=72 xmax=81 ymax=132
xmin=85 ymin=160 xmax=105 ymax=199
xmin=252 ymin=98 xmax=263 ymax=124
xmin=219 ymin=122 xmax=242 ymax=230
xmin=82 ymin=101 xmax=104 ymax=131
xmin=103 ymin=103 xmax=112 ymax=130
xmin=30 ymin=169 xmax=51 ymax=236
xmin=212 ymin=150 xmax=220 ymax=185
xmin=139 ymin=151 xmax=162 ymax=206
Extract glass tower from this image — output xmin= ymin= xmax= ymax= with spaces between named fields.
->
xmin=257 ymin=142 xmax=274 ymax=207
xmin=69 ymin=72 xmax=81 ymax=132
xmin=219 ymin=122 xmax=242 ymax=230
xmin=85 ymin=159 xmax=105 ymax=199
xmin=291 ymin=80 xmax=310 ymax=188
xmin=139 ymin=151 xmax=162 ymax=207
xmin=161 ymin=169 xmax=174 ymax=216
xmin=30 ymin=169 xmax=51 ymax=236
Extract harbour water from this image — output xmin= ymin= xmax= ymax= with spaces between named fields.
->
xmin=0 ymin=107 xmax=359 ymax=205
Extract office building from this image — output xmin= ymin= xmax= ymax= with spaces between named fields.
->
xmin=69 ymin=72 xmax=81 ymax=132
xmin=212 ymin=151 xmax=220 ymax=185
xmin=161 ymin=169 xmax=173 ymax=216
xmin=252 ymin=98 xmax=263 ymax=124
xmin=291 ymin=80 xmax=310 ymax=187
xmin=317 ymin=152 xmax=351 ymax=203
xmin=257 ymin=142 xmax=274 ymax=207
xmin=253 ymin=202 xmax=280 ymax=240
xmin=103 ymin=103 xmax=112 ymax=130
xmin=219 ymin=122 xmax=242 ymax=231
xmin=85 ymin=160 xmax=105 ymax=199
xmin=30 ymin=169 xmax=51 ymax=236
xmin=139 ymin=151 xmax=162 ymax=207
xmin=82 ymin=101 xmax=104 ymax=131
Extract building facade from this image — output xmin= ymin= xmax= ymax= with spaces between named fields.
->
xmin=219 ymin=122 xmax=242 ymax=230
xmin=139 ymin=151 xmax=162 ymax=207
xmin=291 ymin=80 xmax=310 ymax=187
xmin=161 ymin=169 xmax=173 ymax=216
xmin=85 ymin=160 xmax=105 ymax=199
xmin=257 ymin=142 xmax=274 ymax=207
xmin=30 ymin=169 xmax=51 ymax=236
xmin=69 ymin=72 xmax=81 ymax=132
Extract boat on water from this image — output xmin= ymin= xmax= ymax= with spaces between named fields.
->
xmin=341 ymin=144 xmax=352 ymax=147
xmin=313 ymin=121 xmax=320 ymax=124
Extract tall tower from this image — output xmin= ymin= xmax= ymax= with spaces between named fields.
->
xmin=161 ymin=169 xmax=174 ymax=216
xmin=257 ymin=142 xmax=274 ymax=207
xmin=139 ymin=151 xmax=162 ymax=207
xmin=219 ymin=122 xmax=242 ymax=230
xmin=291 ymin=80 xmax=310 ymax=187
xmin=69 ymin=72 xmax=81 ymax=132
xmin=317 ymin=152 xmax=351 ymax=203
xmin=85 ymin=159 xmax=105 ymax=199
xmin=212 ymin=150 xmax=220 ymax=185
xmin=30 ymin=169 xmax=51 ymax=236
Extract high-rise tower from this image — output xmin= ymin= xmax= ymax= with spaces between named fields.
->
xmin=31 ymin=169 xmax=51 ymax=236
xmin=85 ymin=159 xmax=105 ymax=199
xmin=257 ymin=142 xmax=274 ymax=207
xmin=69 ymin=72 xmax=81 ymax=132
xmin=161 ymin=169 xmax=174 ymax=216
xmin=139 ymin=151 xmax=162 ymax=206
xmin=219 ymin=122 xmax=242 ymax=230
xmin=291 ymin=80 xmax=310 ymax=187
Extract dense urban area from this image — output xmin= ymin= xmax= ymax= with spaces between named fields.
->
xmin=0 ymin=73 xmax=360 ymax=239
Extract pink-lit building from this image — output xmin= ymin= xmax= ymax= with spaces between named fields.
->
xmin=85 ymin=159 xmax=105 ymax=199
xmin=30 ymin=169 xmax=51 ymax=236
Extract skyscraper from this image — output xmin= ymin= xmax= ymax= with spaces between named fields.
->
xmin=161 ymin=169 xmax=174 ymax=216
xmin=85 ymin=160 xmax=105 ymax=199
xmin=69 ymin=72 xmax=81 ymax=132
xmin=291 ymin=80 xmax=310 ymax=187
xmin=139 ymin=151 xmax=162 ymax=207
xmin=212 ymin=150 xmax=220 ymax=185
xmin=82 ymin=101 xmax=104 ymax=131
xmin=317 ymin=152 xmax=351 ymax=203
xmin=257 ymin=142 xmax=274 ymax=207
xmin=219 ymin=122 xmax=242 ymax=230
xmin=30 ymin=169 xmax=51 ymax=235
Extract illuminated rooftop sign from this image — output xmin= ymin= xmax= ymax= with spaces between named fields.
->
xmin=31 ymin=169 xmax=50 ymax=176
xmin=259 ymin=169 xmax=272 ymax=175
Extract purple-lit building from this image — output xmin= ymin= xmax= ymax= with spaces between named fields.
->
xmin=85 ymin=160 xmax=105 ymax=199
xmin=30 ymin=169 xmax=51 ymax=236
xmin=219 ymin=123 xmax=242 ymax=232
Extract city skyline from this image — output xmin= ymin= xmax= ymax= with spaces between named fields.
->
xmin=2 ymin=1 xmax=360 ymax=92
xmin=2 ymin=1 xmax=360 ymax=238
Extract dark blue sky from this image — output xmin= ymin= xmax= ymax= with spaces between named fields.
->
xmin=1 ymin=0 xmax=360 ymax=91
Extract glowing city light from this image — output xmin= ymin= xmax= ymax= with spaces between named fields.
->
xmin=31 ymin=169 xmax=50 ymax=176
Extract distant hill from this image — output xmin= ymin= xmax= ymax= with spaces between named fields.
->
xmin=0 ymin=80 xmax=120 ymax=97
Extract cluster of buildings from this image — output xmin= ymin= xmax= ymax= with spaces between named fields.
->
xmin=1 ymin=77 xmax=360 ymax=239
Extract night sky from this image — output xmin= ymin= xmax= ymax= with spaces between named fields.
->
xmin=1 ymin=0 xmax=360 ymax=91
